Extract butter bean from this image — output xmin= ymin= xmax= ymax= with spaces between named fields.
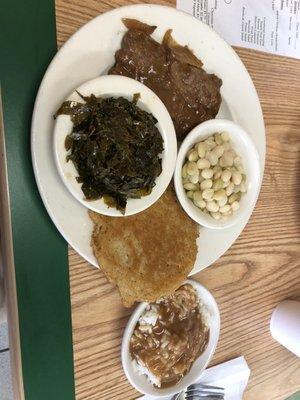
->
xmin=211 ymin=211 xmax=221 ymax=220
xmin=189 ymin=173 xmax=199 ymax=184
xmin=182 ymin=163 xmax=188 ymax=178
xmin=228 ymin=192 xmax=241 ymax=204
xmin=205 ymin=138 xmax=216 ymax=150
xmin=200 ymin=179 xmax=213 ymax=190
xmin=213 ymin=189 xmax=227 ymax=202
xmin=195 ymin=199 xmax=206 ymax=209
xmin=197 ymin=142 xmax=207 ymax=158
xmin=213 ymin=145 xmax=225 ymax=158
xmin=206 ymin=201 xmax=219 ymax=213
xmin=202 ymin=188 xmax=214 ymax=200
xmin=231 ymin=201 xmax=240 ymax=211
xmin=221 ymin=169 xmax=232 ymax=183
xmin=218 ymin=197 xmax=227 ymax=207
xmin=222 ymin=151 xmax=234 ymax=167
xmin=197 ymin=158 xmax=210 ymax=169
xmin=187 ymin=162 xmax=198 ymax=176
xmin=213 ymin=179 xmax=225 ymax=190
xmin=208 ymin=152 xmax=218 ymax=166
xmin=186 ymin=190 xmax=194 ymax=199
xmin=221 ymin=132 xmax=230 ymax=141
xmin=214 ymin=134 xmax=223 ymax=145
xmin=232 ymin=171 xmax=242 ymax=185
xmin=188 ymin=150 xmax=199 ymax=162
xmin=201 ymin=168 xmax=214 ymax=179
xmin=225 ymin=182 xmax=234 ymax=196
xmin=220 ymin=204 xmax=231 ymax=214
xmin=193 ymin=191 xmax=206 ymax=208
xmin=214 ymin=170 xmax=222 ymax=179
xmin=193 ymin=191 xmax=203 ymax=204
xmin=183 ymin=182 xmax=198 ymax=191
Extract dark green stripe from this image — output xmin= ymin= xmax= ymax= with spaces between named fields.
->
xmin=0 ymin=1 xmax=75 ymax=399
xmin=286 ymin=392 xmax=300 ymax=400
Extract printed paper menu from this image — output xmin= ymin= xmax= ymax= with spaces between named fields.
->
xmin=177 ymin=0 xmax=300 ymax=59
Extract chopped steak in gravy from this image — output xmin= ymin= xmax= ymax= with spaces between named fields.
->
xmin=130 ymin=284 xmax=209 ymax=388
xmin=109 ymin=19 xmax=222 ymax=141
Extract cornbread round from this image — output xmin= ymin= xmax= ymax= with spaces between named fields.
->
xmin=89 ymin=187 xmax=199 ymax=306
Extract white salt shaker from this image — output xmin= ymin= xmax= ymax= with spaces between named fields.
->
xmin=270 ymin=300 xmax=300 ymax=357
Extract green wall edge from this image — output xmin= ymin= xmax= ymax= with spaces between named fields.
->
xmin=0 ymin=1 xmax=75 ymax=399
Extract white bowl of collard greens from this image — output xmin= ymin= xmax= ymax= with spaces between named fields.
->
xmin=53 ymin=75 xmax=177 ymax=216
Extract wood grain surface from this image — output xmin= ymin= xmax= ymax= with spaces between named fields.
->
xmin=56 ymin=1 xmax=300 ymax=399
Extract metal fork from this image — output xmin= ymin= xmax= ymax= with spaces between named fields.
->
xmin=172 ymin=383 xmax=225 ymax=400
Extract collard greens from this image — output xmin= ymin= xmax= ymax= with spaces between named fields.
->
xmin=55 ymin=93 xmax=163 ymax=213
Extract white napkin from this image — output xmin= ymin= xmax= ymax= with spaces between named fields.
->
xmin=139 ymin=356 xmax=250 ymax=400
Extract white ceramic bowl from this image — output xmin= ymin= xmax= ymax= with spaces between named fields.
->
xmin=174 ymin=119 xmax=261 ymax=229
xmin=53 ymin=75 xmax=177 ymax=217
xmin=121 ymin=279 xmax=220 ymax=397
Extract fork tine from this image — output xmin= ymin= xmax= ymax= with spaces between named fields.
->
xmin=189 ymin=384 xmax=225 ymax=391
xmin=186 ymin=396 xmax=224 ymax=400
xmin=187 ymin=388 xmax=224 ymax=395
xmin=185 ymin=396 xmax=201 ymax=400
xmin=186 ymin=391 xmax=224 ymax=396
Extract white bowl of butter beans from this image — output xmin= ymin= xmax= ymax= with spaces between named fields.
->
xmin=174 ymin=119 xmax=261 ymax=229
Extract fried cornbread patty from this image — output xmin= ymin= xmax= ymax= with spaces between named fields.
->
xmin=89 ymin=187 xmax=199 ymax=306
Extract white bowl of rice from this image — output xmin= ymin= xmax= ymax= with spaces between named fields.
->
xmin=121 ymin=280 xmax=220 ymax=397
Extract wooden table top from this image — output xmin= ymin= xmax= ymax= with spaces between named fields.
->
xmin=56 ymin=1 xmax=300 ymax=399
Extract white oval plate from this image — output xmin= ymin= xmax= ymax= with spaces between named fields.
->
xmin=31 ymin=4 xmax=265 ymax=271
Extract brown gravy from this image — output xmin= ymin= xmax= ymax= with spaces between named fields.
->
xmin=109 ymin=19 xmax=222 ymax=141
xmin=130 ymin=284 xmax=209 ymax=388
